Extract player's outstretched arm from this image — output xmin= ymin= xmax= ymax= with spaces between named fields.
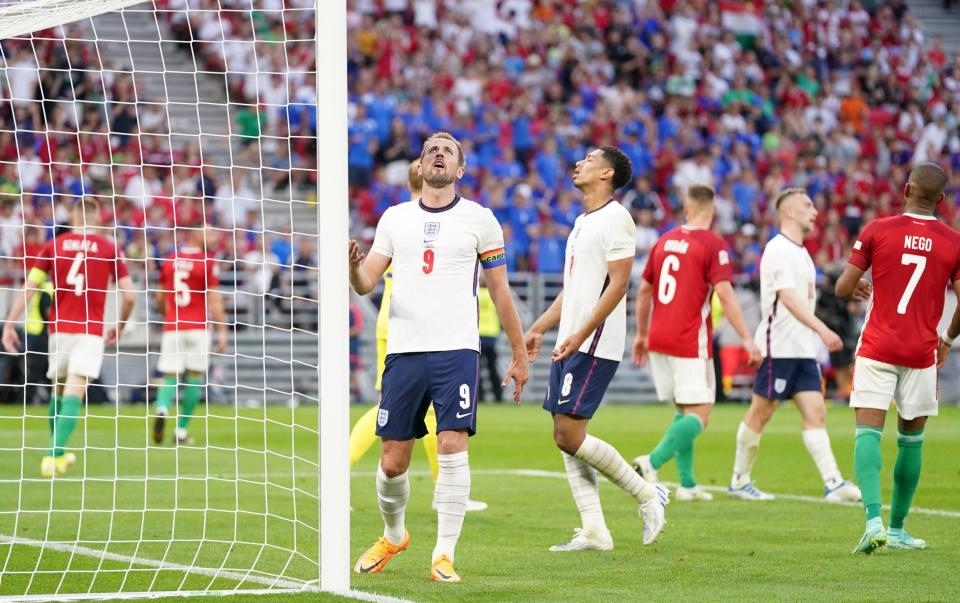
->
xmin=348 ymin=240 xmax=390 ymax=295
xmin=555 ymin=256 xmax=632 ymax=362
xmin=937 ymin=281 xmax=960 ymax=368
xmin=106 ymin=275 xmax=137 ymax=345
xmin=714 ymin=280 xmax=761 ymax=367
xmin=484 ymin=264 xmax=529 ymax=403
xmin=524 ymin=291 xmax=563 ymax=362
xmin=777 ymin=288 xmax=843 ymax=352
xmin=834 ymin=264 xmax=873 ymax=301
xmin=1 ymin=269 xmax=45 ymax=353
xmin=632 ymin=279 xmax=653 ymax=366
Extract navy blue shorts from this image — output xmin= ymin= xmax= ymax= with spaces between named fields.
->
xmin=377 ymin=350 xmax=480 ymax=440
xmin=753 ymin=357 xmax=823 ymax=400
xmin=542 ymin=352 xmax=619 ymax=419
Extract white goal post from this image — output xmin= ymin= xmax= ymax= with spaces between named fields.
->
xmin=0 ymin=0 xmax=349 ymax=598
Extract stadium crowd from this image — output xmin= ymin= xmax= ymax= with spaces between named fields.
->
xmin=340 ymin=0 xmax=960 ymax=282
xmin=0 ymin=4 xmax=319 ymax=299
xmin=3 ymin=0 xmax=960 ymax=287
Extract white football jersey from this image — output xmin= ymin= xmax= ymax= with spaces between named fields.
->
xmin=371 ymin=196 xmax=505 ymax=354
xmin=754 ymin=233 xmax=818 ymax=358
xmin=557 ymin=200 xmax=637 ymax=361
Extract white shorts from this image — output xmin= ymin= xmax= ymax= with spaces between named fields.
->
xmin=47 ymin=333 xmax=105 ymax=381
xmin=157 ymin=330 xmax=210 ymax=374
xmin=649 ymin=352 xmax=715 ymax=404
xmin=850 ymin=356 xmax=938 ymax=420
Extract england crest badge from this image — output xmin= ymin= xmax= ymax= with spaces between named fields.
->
xmin=424 ymin=222 xmax=441 ymax=238
xmin=377 ymin=408 xmax=389 ymax=427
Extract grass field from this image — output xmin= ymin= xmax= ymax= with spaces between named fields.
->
xmin=1 ymin=402 xmax=959 ymax=601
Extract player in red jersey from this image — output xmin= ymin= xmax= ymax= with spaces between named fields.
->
xmin=836 ymin=163 xmax=960 ymax=553
xmin=154 ymin=226 xmax=227 ymax=445
xmin=3 ymin=198 xmax=135 ymax=477
xmin=632 ymin=185 xmax=761 ymax=500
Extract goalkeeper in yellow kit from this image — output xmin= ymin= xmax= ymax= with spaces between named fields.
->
xmin=347 ymin=160 xmax=487 ymax=511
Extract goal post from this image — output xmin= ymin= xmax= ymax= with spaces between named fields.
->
xmin=0 ymin=0 xmax=350 ymax=598
xmin=315 ymin=0 xmax=350 ymax=595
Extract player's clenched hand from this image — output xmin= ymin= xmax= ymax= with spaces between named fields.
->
xmin=553 ymin=331 xmax=587 ymax=362
xmin=502 ymin=354 xmax=529 ymax=404
xmin=632 ymin=334 xmax=649 ymax=367
xmin=524 ymin=330 xmax=542 ymax=362
xmin=348 ymin=240 xmax=365 ymax=270
xmin=743 ymin=339 xmax=762 ymax=367
xmin=819 ymin=328 xmax=843 ymax=352
xmin=2 ymin=323 xmax=21 ymax=353
xmin=852 ymin=279 xmax=872 ymax=302
xmin=104 ymin=325 xmax=123 ymax=346
xmin=937 ymin=337 xmax=952 ymax=369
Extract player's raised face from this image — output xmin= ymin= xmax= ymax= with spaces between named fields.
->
xmin=420 ymin=138 xmax=464 ymax=189
xmin=572 ymin=149 xmax=611 ymax=189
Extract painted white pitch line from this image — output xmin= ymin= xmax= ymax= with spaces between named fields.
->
xmin=30 ymin=467 xmax=956 ymax=519
xmin=0 ymin=535 xmax=306 ymax=591
xmin=0 ymin=588 xmax=413 ymax=603
xmin=353 ymin=468 xmax=960 ymax=519
xmin=337 ymin=589 xmax=417 ymax=603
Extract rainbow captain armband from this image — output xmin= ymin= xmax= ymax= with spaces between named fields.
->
xmin=479 ymin=247 xmax=506 ymax=269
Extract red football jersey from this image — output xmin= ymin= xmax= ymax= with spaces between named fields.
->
xmin=642 ymin=227 xmax=733 ymax=358
xmin=31 ymin=232 xmax=129 ymax=336
xmin=849 ymin=214 xmax=960 ymax=368
xmin=159 ymin=247 xmax=220 ymax=331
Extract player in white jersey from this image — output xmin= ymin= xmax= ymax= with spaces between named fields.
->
xmin=525 ymin=147 xmax=669 ymax=552
xmin=348 ymin=132 xmax=529 ymax=583
xmin=728 ymin=188 xmax=863 ymax=502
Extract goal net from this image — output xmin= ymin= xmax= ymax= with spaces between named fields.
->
xmin=0 ymin=0 xmax=349 ymax=598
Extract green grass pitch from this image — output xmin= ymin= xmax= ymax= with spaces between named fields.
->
xmin=1 ymin=402 xmax=959 ymax=601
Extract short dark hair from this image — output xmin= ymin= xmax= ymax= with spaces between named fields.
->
xmin=74 ymin=196 xmax=101 ymax=216
xmin=599 ymin=145 xmax=633 ymax=191
xmin=420 ymin=131 xmax=465 ymax=167
xmin=686 ymin=184 xmax=715 ymax=205
xmin=908 ymin=163 xmax=948 ymax=205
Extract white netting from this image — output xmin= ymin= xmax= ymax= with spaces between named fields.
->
xmin=0 ymin=0 xmax=329 ymax=597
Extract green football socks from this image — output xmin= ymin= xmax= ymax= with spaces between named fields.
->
xmin=854 ymin=425 xmax=883 ymax=521
xmin=155 ymin=376 xmax=177 ymax=414
xmin=47 ymin=393 xmax=59 ymax=437
xmin=650 ymin=411 xmax=704 ymax=486
xmin=49 ymin=395 xmax=82 ymax=457
xmin=676 ymin=438 xmax=697 ymax=488
xmin=178 ymin=375 xmax=203 ymax=430
xmin=890 ymin=429 xmax=924 ymax=530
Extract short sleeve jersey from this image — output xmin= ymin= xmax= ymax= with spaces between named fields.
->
xmin=31 ymin=232 xmax=129 ymax=336
xmin=642 ymin=226 xmax=733 ymax=358
xmin=848 ymin=213 xmax=960 ymax=369
xmin=370 ymin=196 xmax=506 ymax=354
xmin=158 ymin=247 xmax=220 ymax=331
xmin=557 ymin=200 xmax=637 ymax=362
xmin=754 ymin=234 xmax=818 ymax=358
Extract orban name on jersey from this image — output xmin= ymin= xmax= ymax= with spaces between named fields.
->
xmin=62 ymin=238 xmax=102 ymax=253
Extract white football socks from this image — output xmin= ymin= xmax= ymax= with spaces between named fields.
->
xmin=562 ymin=451 xmax=608 ymax=534
xmin=433 ymin=451 xmax=470 ymax=562
xmin=802 ymin=427 xmax=843 ymax=489
xmin=574 ymin=435 xmax=656 ymax=503
xmin=376 ymin=464 xmax=409 ymax=545
xmin=732 ymin=422 xmax=762 ymax=488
